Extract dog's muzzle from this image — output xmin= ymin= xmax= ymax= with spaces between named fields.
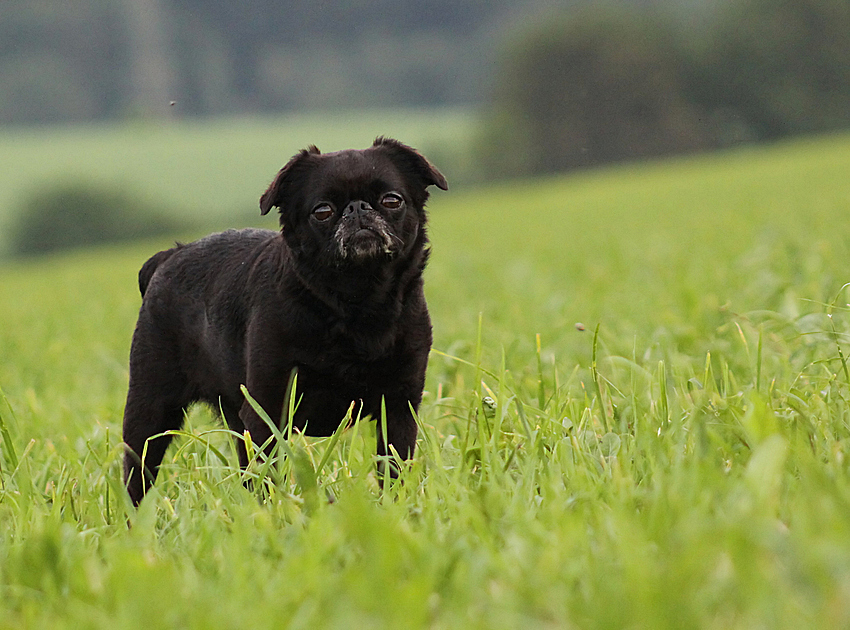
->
xmin=335 ymin=200 xmax=397 ymax=260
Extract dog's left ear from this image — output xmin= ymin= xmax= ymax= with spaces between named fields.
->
xmin=372 ymin=137 xmax=448 ymax=192
xmin=260 ymin=145 xmax=322 ymax=216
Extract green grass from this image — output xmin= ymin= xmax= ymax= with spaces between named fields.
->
xmin=3 ymin=129 xmax=850 ymax=628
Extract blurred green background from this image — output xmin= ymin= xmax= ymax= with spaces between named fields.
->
xmin=1 ymin=0 xmax=848 ymax=257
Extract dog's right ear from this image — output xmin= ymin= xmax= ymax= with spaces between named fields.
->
xmin=259 ymin=145 xmax=321 ymax=216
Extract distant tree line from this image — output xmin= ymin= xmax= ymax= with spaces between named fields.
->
xmin=2 ymin=0 xmax=847 ymax=176
xmin=484 ymin=0 xmax=850 ymax=174
xmin=0 ymin=0 xmax=552 ymax=123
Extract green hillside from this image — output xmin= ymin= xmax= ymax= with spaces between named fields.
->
xmin=2 ymin=130 xmax=850 ymax=627
xmin=0 ymin=108 xmax=477 ymax=254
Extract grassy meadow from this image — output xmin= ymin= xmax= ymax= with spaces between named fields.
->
xmin=2 ymin=122 xmax=850 ymax=627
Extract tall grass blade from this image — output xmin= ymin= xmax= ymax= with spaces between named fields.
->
xmin=0 ymin=385 xmax=19 ymax=472
xmin=380 ymin=396 xmax=391 ymax=494
xmin=828 ymin=287 xmax=850 ymax=387
xmin=315 ymin=403 xmax=354 ymax=477
xmin=536 ymin=333 xmax=546 ymax=411
xmin=240 ymin=384 xmax=286 ymax=490
xmin=658 ymin=360 xmax=669 ymax=425
xmin=591 ymin=323 xmax=610 ymax=432
xmin=105 ymin=426 xmax=111 ymax=525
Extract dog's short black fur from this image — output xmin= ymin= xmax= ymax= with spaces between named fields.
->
xmin=122 ymin=137 xmax=447 ymax=505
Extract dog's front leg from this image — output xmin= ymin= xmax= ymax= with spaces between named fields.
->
xmin=374 ymin=395 xmax=419 ymax=473
xmin=374 ymin=334 xmax=428 ymax=470
xmin=238 ymin=380 xmax=285 ymax=462
xmin=237 ymin=327 xmax=291 ymax=465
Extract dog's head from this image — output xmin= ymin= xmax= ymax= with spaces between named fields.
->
xmin=260 ymin=137 xmax=447 ymax=267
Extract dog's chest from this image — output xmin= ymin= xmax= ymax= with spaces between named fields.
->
xmin=312 ymin=319 xmax=397 ymax=376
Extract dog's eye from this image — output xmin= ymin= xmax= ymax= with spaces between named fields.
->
xmin=381 ymin=193 xmax=404 ymax=210
xmin=312 ymin=204 xmax=334 ymax=221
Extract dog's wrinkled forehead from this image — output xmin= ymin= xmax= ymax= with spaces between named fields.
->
xmin=304 ymin=149 xmax=406 ymax=202
xmin=259 ymin=137 xmax=447 ymax=218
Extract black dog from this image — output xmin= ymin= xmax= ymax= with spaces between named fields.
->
xmin=122 ymin=137 xmax=447 ymax=505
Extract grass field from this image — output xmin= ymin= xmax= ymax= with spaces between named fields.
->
xmin=2 ymin=126 xmax=850 ymax=628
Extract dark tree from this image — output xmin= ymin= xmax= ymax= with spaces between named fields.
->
xmin=691 ymin=0 xmax=850 ymax=140
xmin=485 ymin=7 xmax=715 ymax=175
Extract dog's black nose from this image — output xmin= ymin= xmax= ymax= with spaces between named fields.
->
xmin=343 ymin=200 xmax=372 ymax=218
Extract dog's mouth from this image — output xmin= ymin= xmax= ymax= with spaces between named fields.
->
xmin=354 ymin=227 xmax=378 ymax=239
xmin=335 ymin=218 xmax=399 ymax=262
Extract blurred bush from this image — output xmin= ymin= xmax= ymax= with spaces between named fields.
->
xmin=9 ymin=182 xmax=183 ymax=257
xmin=483 ymin=7 xmax=714 ymax=175
xmin=483 ymin=0 xmax=850 ymax=176
xmin=692 ymin=0 xmax=850 ymax=141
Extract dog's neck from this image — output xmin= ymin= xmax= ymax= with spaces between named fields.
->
xmin=284 ymin=234 xmax=428 ymax=326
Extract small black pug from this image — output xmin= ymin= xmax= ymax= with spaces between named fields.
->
xmin=122 ymin=137 xmax=447 ymax=505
